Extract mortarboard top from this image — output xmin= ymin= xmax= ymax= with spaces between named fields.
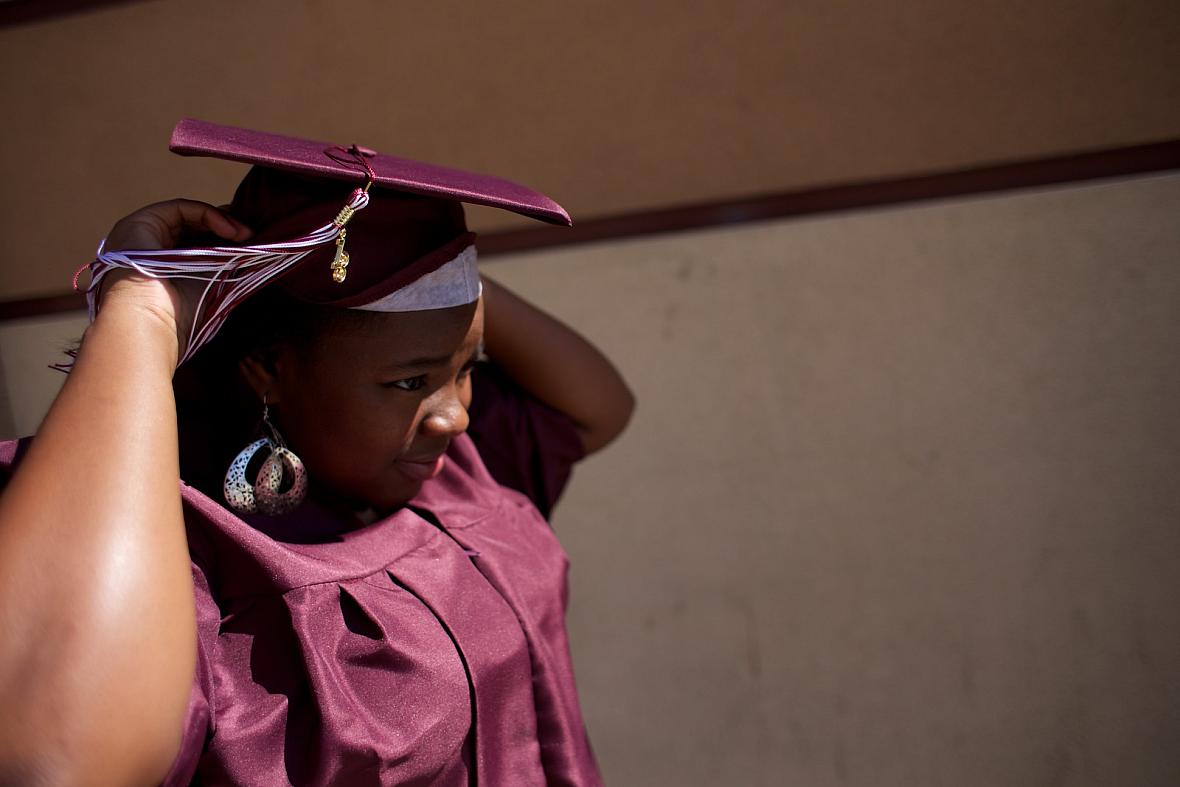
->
xmin=80 ymin=118 xmax=571 ymax=365
xmin=169 ymin=118 xmax=571 ymax=227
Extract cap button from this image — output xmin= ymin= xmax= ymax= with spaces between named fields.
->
xmin=349 ymin=144 xmax=377 ymax=158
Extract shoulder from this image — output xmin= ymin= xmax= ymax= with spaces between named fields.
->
xmin=466 ymin=362 xmax=585 ymax=519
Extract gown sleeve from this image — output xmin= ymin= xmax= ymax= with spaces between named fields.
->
xmin=465 ymin=360 xmax=586 ymax=519
xmin=161 ymin=559 xmax=220 ymax=786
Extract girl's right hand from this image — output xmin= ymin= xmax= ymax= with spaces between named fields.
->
xmin=96 ymin=199 xmax=252 ymax=365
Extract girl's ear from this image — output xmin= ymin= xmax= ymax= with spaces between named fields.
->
xmin=239 ymin=349 xmax=282 ymax=404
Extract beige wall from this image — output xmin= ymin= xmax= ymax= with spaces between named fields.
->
xmin=1 ymin=0 xmax=1178 ymax=300
xmin=0 ymin=312 xmax=89 ymax=437
xmin=488 ymin=174 xmax=1180 ymax=786
xmin=4 ymin=174 xmax=1177 ymax=784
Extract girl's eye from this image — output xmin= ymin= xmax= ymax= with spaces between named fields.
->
xmin=384 ymin=375 xmax=427 ymax=392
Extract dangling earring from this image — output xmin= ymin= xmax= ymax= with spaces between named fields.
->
xmin=223 ymin=398 xmax=308 ymax=516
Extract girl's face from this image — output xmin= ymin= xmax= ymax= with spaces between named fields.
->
xmin=252 ymin=299 xmax=483 ymax=513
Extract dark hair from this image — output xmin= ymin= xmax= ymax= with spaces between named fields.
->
xmin=172 ymin=285 xmax=368 ymax=497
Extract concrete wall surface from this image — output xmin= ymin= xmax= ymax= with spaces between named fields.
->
xmin=483 ymin=173 xmax=1179 ymax=786
xmin=1 ymin=0 xmax=1178 ymax=299
xmin=0 ymin=312 xmax=89 ymax=438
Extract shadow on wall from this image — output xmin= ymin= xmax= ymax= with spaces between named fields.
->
xmin=0 ymin=311 xmax=89 ymax=438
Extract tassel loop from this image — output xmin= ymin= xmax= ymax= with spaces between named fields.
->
xmin=79 ymin=185 xmax=373 ymax=366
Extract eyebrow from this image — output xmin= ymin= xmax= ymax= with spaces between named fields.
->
xmin=387 ymin=340 xmax=485 ymax=372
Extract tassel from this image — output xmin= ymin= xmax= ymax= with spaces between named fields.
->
xmin=76 ymin=187 xmax=371 ymax=366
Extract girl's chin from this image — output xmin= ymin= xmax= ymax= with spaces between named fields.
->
xmin=310 ymin=477 xmax=419 ymax=517
xmin=361 ymin=479 xmax=426 ymax=514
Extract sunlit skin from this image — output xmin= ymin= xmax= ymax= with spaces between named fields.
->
xmin=242 ymin=299 xmax=484 ymax=514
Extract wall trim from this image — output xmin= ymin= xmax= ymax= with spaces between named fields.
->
xmin=0 ymin=0 xmax=149 ymax=28
xmin=476 ymin=138 xmax=1180 ymax=255
xmin=3 ymin=138 xmax=1178 ymax=321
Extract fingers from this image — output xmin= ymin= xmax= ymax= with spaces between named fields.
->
xmin=161 ymin=199 xmax=253 ymax=243
xmin=107 ymin=200 xmax=253 ymax=252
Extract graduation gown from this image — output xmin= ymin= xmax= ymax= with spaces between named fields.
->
xmin=0 ymin=364 xmax=603 ymax=786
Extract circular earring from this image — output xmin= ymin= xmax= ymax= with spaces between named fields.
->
xmin=223 ymin=400 xmax=308 ymax=516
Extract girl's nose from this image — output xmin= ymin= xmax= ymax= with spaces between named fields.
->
xmin=420 ymin=384 xmax=470 ymax=437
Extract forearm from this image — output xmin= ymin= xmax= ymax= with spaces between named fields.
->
xmin=0 ymin=304 xmax=194 ymax=785
xmin=480 ymin=276 xmax=634 ymax=454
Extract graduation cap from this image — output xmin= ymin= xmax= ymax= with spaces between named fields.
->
xmin=79 ymin=118 xmax=570 ymax=365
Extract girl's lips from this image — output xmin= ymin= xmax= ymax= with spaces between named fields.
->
xmin=395 ymin=454 xmax=446 ymax=481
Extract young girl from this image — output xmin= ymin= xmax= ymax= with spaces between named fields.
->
xmin=0 ymin=120 xmax=633 ymax=786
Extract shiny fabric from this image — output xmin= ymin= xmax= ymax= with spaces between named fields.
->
xmin=0 ymin=366 xmax=601 ymax=786
xmin=171 ymin=118 xmax=571 ymax=227
xmin=167 ymin=433 xmax=600 ymax=786
xmin=467 ymin=363 xmax=583 ymax=521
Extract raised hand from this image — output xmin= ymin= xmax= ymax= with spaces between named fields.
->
xmin=96 ymin=199 xmax=252 ymax=366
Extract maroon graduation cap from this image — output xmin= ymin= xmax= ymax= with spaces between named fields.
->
xmin=169 ymin=118 xmax=570 ymax=227
xmin=79 ymin=118 xmax=571 ymax=365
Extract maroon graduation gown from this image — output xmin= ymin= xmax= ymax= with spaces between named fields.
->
xmin=0 ymin=364 xmax=602 ymax=786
